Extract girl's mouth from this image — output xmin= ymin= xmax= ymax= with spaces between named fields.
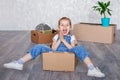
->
xmin=62 ymin=29 xmax=68 ymax=35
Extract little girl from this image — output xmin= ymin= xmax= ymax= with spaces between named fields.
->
xmin=4 ymin=17 xmax=105 ymax=78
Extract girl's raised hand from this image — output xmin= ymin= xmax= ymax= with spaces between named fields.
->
xmin=59 ymin=31 xmax=64 ymax=42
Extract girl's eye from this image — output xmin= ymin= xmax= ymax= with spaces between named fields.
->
xmin=66 ymin=24 xmax=69 ymax=27
xmin=60 ymin=24 xmax=69 ymax=27
xmin=60 ymin=24 xmax=64 ymax=26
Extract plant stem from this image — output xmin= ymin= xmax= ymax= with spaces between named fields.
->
xmin=104 ymin=13 xmax=106 ymax=18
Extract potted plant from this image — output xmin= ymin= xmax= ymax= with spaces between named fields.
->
xmin=92 ymin=1 xmax=112 ymax=27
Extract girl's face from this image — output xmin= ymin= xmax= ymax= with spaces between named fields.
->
xmin=59 ymin=19 xmax=71 ymax=35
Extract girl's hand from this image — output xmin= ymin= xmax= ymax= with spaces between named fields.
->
xmin=59 ymin=30 xmax=73 ymax=49
xmin=59 ymin=31 xmax=64 ymax=42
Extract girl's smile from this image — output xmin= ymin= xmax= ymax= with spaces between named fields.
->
xmin=62 ymin=29 xmax=68 ymax=35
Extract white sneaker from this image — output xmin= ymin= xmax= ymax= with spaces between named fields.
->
xmin=87 ymin=67 xmax=105 ymax=78
xmin=3 ymin=61 xmax=23 ymax=70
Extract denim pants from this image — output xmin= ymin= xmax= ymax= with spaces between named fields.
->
xmin=29 ymin=35 xmax=89 ymax=61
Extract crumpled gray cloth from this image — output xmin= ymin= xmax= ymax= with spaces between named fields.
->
xmin=35 ymin=23 xmax=51 ymax=31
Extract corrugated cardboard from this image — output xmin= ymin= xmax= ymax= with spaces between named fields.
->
xmin=31 ymin=30 xmax=57 ymax=44
xmin=42 ymin=52 xmax=77 ymax=71
xmin=74 ymin=23 xmax=116 ymax=44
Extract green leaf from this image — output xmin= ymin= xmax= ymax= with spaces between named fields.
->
xmin=105 ymin=3 xmax=107 ymax=7
xmin=107 ymin=9 xmax=112 ymax=16
xmin=106 ymin=1 xmax=110 ymax=7
xmin=108 ymin=8 xmax=112 ymax=11
xmin=92 ymin=6 xmax=100 ymax=11
xmin=92 ymin=6 xmax=98 ymax=8
xmin=98 ymin=1 xmax=106 ymax=11
xmin=100 ymin=10 xmax=103 ymax=15
xmin=96 ymin=8 xmax=101 ymax=12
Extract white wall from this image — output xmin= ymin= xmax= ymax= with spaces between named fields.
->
xmin=0 ymin=0 xmax=119 ymax=30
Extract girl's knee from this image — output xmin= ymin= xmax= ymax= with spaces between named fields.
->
xmin=76 ymin=53 xmax=89 ymax=61
xmin=29 ymin=48 xmax=41 ymax=59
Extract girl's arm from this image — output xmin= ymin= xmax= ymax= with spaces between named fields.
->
xmin=62 ymin=39 xmax=76 ymax=49
xmin=60 ymin=31 xmax=76 ymax=49
xmin=52 ymin=37 xmax=76 ymax=50
xmin=51 ymin=38 xmax=61 ymax=51
xmin=52 ymin=32 xmax=77 ymax=50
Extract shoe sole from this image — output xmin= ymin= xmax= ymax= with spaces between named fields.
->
xmin=87 ymin=74 xmax=105 ymax=78
xmin=3 ymin=64 xmax=23 ymax=70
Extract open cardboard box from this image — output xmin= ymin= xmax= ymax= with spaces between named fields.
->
xmin=31 ymin=30 xmax=57 ymax=44
xmin=42 ymin=52 xmax=78 ymax=71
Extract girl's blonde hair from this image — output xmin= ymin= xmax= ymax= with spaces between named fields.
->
xmin=58 ymin=17 xmax=72 ymax=28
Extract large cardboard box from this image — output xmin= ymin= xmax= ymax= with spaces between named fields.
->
xmin=31 ymin=30 xmax=57 ymax=44
xmin=74 ymin=23 xmax=116 ymax=44
xmin=42 ymin=52 xmax=77 ymax=71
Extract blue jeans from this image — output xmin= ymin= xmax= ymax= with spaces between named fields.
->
xmin=29 ymin=44 xmax=89 ymax=61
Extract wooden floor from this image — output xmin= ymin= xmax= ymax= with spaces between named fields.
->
xmin=0 ymin=31 xmax=120 ymax=80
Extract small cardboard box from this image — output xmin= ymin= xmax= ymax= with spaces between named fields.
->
xmin=74 ymin=23 xmax=116 ymax=44
xmin=42 ymin=52 xmax=77 ymax=71
xmin=31 ymin=30 xmax=57 ymax=44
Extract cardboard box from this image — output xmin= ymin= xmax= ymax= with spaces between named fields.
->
xmin=42 ymin=52 xmax=77 ymax=71
xmin=74 ymin=23 xmax=116 ymax=44
xmin=31 ymin=30 xmax=57 ymax=44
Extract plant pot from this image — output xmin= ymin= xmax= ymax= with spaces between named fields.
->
xmin=101 ymin=18 xmax=110 ymax=27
